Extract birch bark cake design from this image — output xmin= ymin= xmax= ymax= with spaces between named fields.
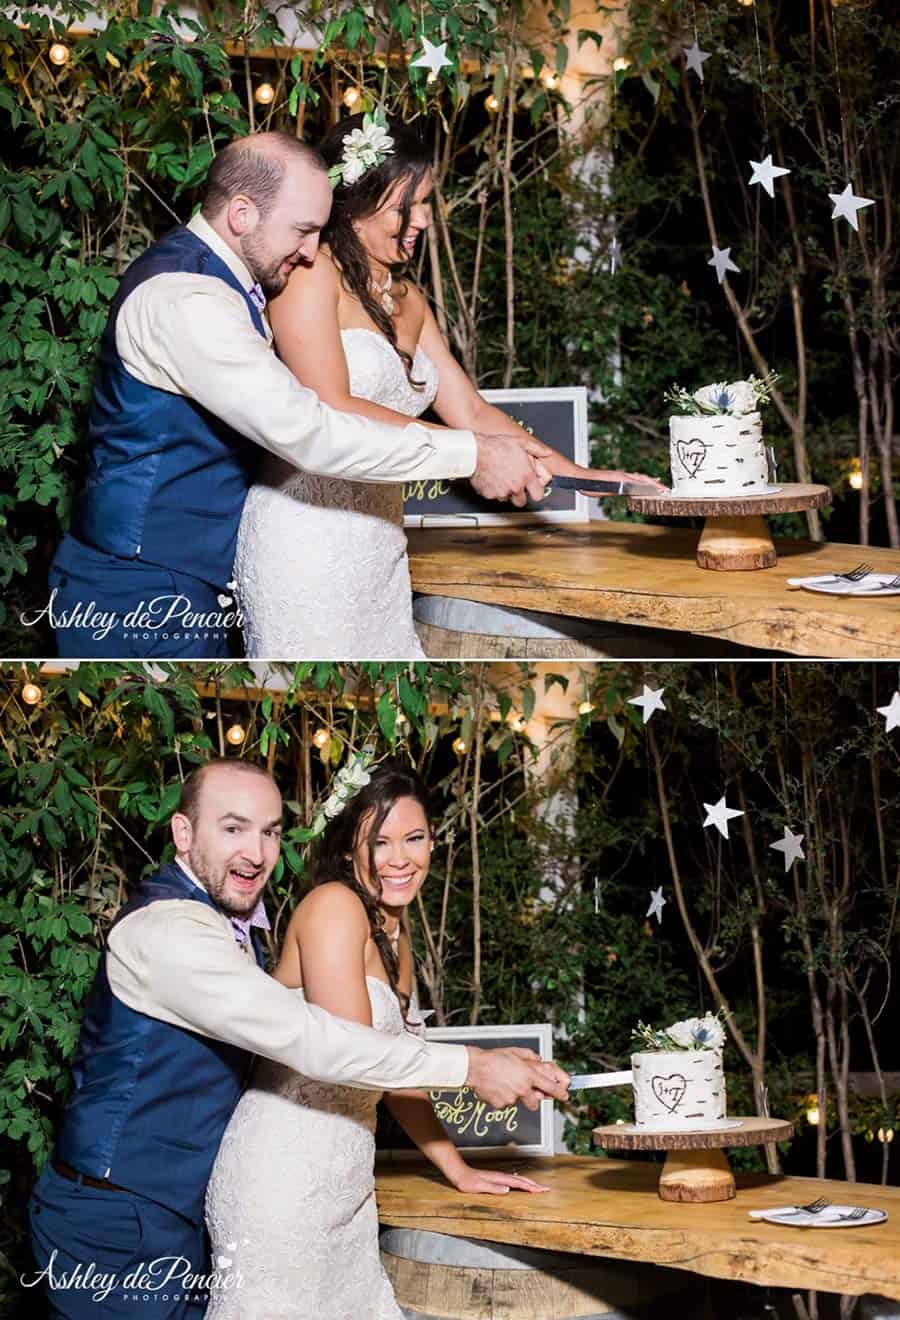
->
xmin=664 ymin=375 xmax=779 ymax=498
xmin=631 ymin=1013 xmax=727 ymax=1129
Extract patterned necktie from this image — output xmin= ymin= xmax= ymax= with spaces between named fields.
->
xmin=248 ymin=282 xmax=266 ymax=313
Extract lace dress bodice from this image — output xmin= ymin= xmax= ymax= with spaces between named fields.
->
xmin=234 ymin=328 xmax=438 ymax=657
xmin=205 ymin=977 xmax=406 ymax=1319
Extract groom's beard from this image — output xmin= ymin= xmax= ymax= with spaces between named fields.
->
xmin=188 ymin=845 xmax=267 ymax=918
xmin=240 ymin=229 xmax=302 ymax=299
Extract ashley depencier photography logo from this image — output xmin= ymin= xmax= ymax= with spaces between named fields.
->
xmin=20 ymin=585 xmax=243 ymax=645
xmin=21 ymin=1249 xmax=245 ymax=1304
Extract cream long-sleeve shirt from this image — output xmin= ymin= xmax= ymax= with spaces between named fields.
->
xmin=105 ymin=862 xmax=469 ymax=1092
xmin=112 ymin=213 xmax=478 ymax=484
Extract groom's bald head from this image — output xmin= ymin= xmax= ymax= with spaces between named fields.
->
xmin=202 ymin=132 xmax=333 ymax=298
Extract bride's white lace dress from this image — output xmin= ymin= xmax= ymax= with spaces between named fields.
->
xmin=205 ymin=976 xmax=405 ymax=1320
xmin=235 ymin=328 xmax=438 ymax=658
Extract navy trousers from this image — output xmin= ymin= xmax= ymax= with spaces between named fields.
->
xmin=47 ymin=536 xmax=237 ymax=659
xmin=27 ymin=1163 xmax=217 ymax=1318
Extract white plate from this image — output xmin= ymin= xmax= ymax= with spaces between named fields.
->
xmin=669 ymin=486 xmax=782 ymax=501
xmin=752 ymin=1205 xmax=887 ymax=1229
xmin=612 ymin=1118 xmax=745 ymax=1136
xmin=786 ymin=573 xmax=900 ymax=597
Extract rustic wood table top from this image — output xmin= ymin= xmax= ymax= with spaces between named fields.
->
xmin=375 ymin=1154 xmax=900 ymax=1300
xmin=406 ymin=521 xmax=900 ymax=657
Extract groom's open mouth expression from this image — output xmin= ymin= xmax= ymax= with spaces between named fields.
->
xmin=178 ymin=765 xmax=283 ymax=917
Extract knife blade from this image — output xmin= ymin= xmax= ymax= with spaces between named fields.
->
xmin=568 ymin=1070 xmax=633 ymax=1090
xmin=550 ymin=477 xmax=665 ymax=496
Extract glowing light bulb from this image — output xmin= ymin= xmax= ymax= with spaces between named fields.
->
xmin=848 ymin=457 xmax=864 ymax=491
xmin=254 ymin=82 xmax=275 ymax=106
xmin=509 ymin=714 xmax=526 ymax=733
xmin=226 ymin=723 xmax=245 ymax=746
xmin=540 ymin=69 xmax=560 ymax=90
xmin=485 ymin=94 xmax=500 ymax=113
xmin=806 ymin=1095 xmax=821 ymax=1126
xmin=738 ymin=0 xmax=754 ymax=6
xmin=313 ymin=728 xmax=330 ymax=749
xmin=452 ymin=736 xmax=467 ymax=755
xmin=426 ymin=71 xmax=439 ymax=85
xmin=342 ymin=86 xmax=361 ymax=109
xmin=22 ymin=682 xmax=42 ymax=705
xmin=578 ymin=700 xmax=594 ymax=716
xmin=613 ymin=57 xmax=631 ymax=72
xmin=49 ymin=42 xmax=70 ymax=66
xmin=878 ymin=1127 xmax=895 ymax=1144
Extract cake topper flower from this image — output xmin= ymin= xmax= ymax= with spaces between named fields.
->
xmin=328 ymin=110 xmax=395 ymax=188
xmin=664 ymin=372 xmax=779 ymax=417
xmin=631 ymin=1010 xmax=727 ymax=1052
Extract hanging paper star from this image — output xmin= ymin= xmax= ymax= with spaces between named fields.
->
xmin=684 ymin=39 xmax=712 ymax=82
xmin=609 ymin=236 xmax=622 ymax=275
xmin=410 ymin=36 xmax=452 ymax=78
xmin=646 ymin=887 xmax=667 ymax=924
xmin=702 ymin=795 xmax=744 ymax=839
xmin=828 ymin=183 xmax=876 ymax=232
xmin=748 ymin=155 xmax=791 ymax=199
xmin=708 ymin=245 xmax=740 ymax=285
xmin=770 ymin=826 xmax=805 ymax=872
xmin=876 ymin=691 xmax=900 ymax=733
xmin=627 ymin=684 xmax=666 ymax=724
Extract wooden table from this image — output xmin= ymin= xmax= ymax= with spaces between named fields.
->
xmin=375 ymin=1154 xmax=900 ymax=1301
xmin=407 ymin=522 xmax=900 ymax=657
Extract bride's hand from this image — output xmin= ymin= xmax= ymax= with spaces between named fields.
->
xmin=449 ymin=1166 xmax=550 ymax=1196
xmin=580 ymin=466 xmax=668 ymax=495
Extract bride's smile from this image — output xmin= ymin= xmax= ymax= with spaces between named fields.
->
xmin=357 ymin=794 xmax=433 ymax=912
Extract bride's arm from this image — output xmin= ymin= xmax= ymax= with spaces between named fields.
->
xmin=268 ymin=254 xmax=450 ymax=430
xmin=285 ymin=882 xmax=374 ymax=1026
xmin=418 ymin=302 xmax=666 ymax=490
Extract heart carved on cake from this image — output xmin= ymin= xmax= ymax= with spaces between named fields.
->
xmin=651 ymin=1073 xmax=687 ymax=1112
xmin=675 ymin=439 xmax=708 ymax=478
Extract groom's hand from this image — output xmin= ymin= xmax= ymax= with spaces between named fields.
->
xmin=465 ymin=1046 xmax=570 ymax=1110
xmin=471 ymin=433 xmax=553 ymax=507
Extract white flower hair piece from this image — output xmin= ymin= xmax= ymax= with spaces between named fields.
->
xmin=328 ymin=110 xmax=395 ymax=189
xmin=310 ymin=746 xmax=376 ymax=836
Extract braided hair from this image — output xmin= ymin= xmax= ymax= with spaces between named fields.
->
xmin=311 ymin=760 xmax=431 ymax=1017
xmin=318 ymin=114 xmax=430 ymax=387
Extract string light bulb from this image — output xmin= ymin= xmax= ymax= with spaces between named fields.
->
xmin=452 ymin=736 xmax=467 ymax=755
xmin=805 ymin=1095 xmax=821 ymax=1126
xmin=254 ymin=82 xmax=275 ymax=106
xmin=312 ymin=727 xmax=330 ymax=749
xmin=878 ymin=1127 xmax=895 ymax=1144
xmin=539 ymin=69 xmax=560 ymax=90
xmin=613 ymin=57 xmax=631 ymax=72
xmin=848 ymin=457 xmax=864 ymax=491
xmin=226 ymin=723 xmax=246 ymax=746
xmin=342 ymin=86 xmax=361 ymax=109
xmin=22 ymin=682 xmax=42 ymax=705
xmin=508 ymin=713 xmax=526 ymax=733
xmin=48 ymin=42 xmax=71 ymax=66
xmin=485 ymin=93 xmax=500 ymax=113
xmin=737 ymin=0 xmax=754 ymax=6
xmin=578 ymin=700 xmax=594 ymax=716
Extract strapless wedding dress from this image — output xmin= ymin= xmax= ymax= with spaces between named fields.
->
xmin=235 ymin=328 xmax=438 ymax=658
xmin=205 ymin=977 xmax=405 ymax=1320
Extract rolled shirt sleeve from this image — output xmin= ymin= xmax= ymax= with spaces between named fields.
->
xmin=115 ymin=274 xmax=477 ymax=483
xmin=106 ymin=901 xmax=469 ymax=1091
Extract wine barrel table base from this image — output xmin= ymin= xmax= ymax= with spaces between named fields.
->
xmin=593 ymin=1117 xmax=795 ymax=1203
xmin=626 ymin=484 xmax=832 ymax=571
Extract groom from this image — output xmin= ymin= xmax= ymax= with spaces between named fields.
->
xmin=45 ymin=131 xmax=553 ymax=659
xmin=26 ymin=758 xmax=569 ymax=1317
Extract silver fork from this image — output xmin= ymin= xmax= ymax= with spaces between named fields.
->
xmin=748 ymin=1195 xmax=831 ymax=1220
xmin=788 ymin=563 xmax=872 ymax=590
xmin=834 ymin=1206 xmax=869 ymax=1222
xmin=871 ymin=574 xmax=900 ymax=590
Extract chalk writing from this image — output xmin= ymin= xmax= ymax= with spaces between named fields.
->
xmin=402 ymin=479 xmax=452 ymax=502
xmin=430 ymin=1087 xmax=519 ymax=1139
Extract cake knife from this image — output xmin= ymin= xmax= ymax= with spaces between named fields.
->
xmin=567 ymin=1070 xmax=633 ymax=1090
xmin=548 ymin=477 xmax=666 ymax=497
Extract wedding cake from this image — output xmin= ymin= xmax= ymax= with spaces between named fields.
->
xmin=631 ymin=1014 xmax=727 ymax=1130
xmin=665 ymin=376 xmax=778 ymax=498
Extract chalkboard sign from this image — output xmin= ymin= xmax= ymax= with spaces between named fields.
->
xmin=375 ymin=1023 xmax=555 ymax=1159
xmin=402 ymin=387 xmax=589 ymax=527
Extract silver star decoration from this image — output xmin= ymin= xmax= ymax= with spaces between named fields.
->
xmin=627 ymin=684 xmax=666 ymax=724
xmin=684 ymin=39 xmax=712 ymax=82
xmin=410 ymin=36 xmax=452 ymax=78
xmin=748 ymin=154 xmax=791 ymax=199
xmin=702 ymin=795 xmax=744 ymax=839
xmin=828 ymin=183 xmax=876 ymax=232
xmin=646 ymin=887 xmax=667 ymax=924
xmin=876 ymin=691 xmax=900 ymax=733
xmin=609 ymin=235 xmax=622 ymax=275
xmin=770 ymin=826 xmax=805 ymax=872
xmin=708 ymin=245 xmax=740 ymax=285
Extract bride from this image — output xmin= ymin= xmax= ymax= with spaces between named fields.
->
xmin=234 ymin=112 xmax=663 ymax=658
xmin=205 ymin=759 xmax=549 ymax=1319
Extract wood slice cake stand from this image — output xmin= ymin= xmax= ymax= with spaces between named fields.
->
xmin=592 ymin=1117 xmax=794 ymax=1203
xmin=626 ymin=484 xmax=831 ymax=571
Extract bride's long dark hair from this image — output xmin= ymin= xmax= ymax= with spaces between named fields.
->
xmin=318 ymin=114 xmax=430 ymax=386
xmin=311 ymin=760 xmax=431 ymax=1016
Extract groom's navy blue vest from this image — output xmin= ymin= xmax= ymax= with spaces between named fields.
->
xmin=72 ymin=226 xmax=267 ymax=587
xmin=54 ymin=862 xmax=265 ymax=1222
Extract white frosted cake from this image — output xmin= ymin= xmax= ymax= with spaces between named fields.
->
xmin=669 ymin=412 xmax=768 ymax=497
xmin=631 ymin=1048 xmax=726 ymax=1128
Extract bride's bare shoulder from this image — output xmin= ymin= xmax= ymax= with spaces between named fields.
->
xmin=293 ymin=881 xmax=369 ymax=938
